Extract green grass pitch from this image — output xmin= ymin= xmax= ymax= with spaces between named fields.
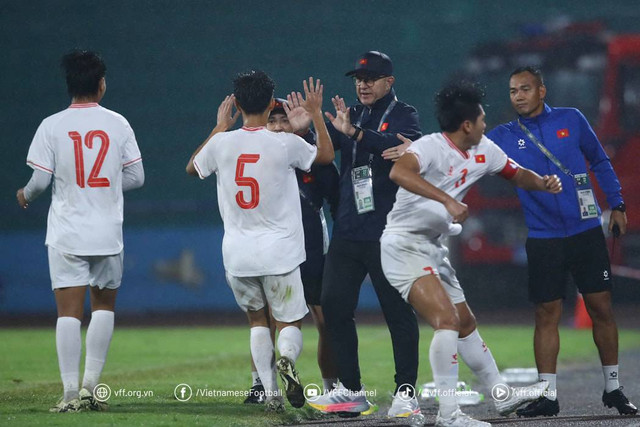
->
xmin=2 ymin=325 xmax=640 ymax=426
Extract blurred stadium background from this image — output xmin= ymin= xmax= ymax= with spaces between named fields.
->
xmin=2 ymin=0 xmax=640 ymax=321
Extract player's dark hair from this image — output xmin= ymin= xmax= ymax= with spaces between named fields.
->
xmin=233 ymin=70 xmax=275 ymax=115
xmin=435 ymin=81 xmax=485 ymax=132
xmin=510 ymin=65 xmax=544 ymax=86
xmin=61 ymin=50 xmax=106 ymax=98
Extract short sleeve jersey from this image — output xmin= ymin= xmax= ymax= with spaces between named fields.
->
xmin=193 ymin=126 xmax=317 ymax=277
xmin=26 ymin=103 xmax=142 ymax=255
xmin=385 ymin=133 xmax=518 ymax=237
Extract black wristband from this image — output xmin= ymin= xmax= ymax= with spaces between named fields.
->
xmin=350 ymin=126 xmax=362 ymax=141
xmin=612 ymin=202 xmax=626 ymax=213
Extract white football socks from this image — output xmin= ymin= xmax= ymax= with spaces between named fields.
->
xmin=56 ymin=317 xmax=82 ymax=402
xmin=251 ymin=371 xmax=262 ymax=387
xmin=82 ymin=310 xmax=114 ymax=392
xmin=250 ymin=327 xmax=277 ymax=396
xmin=539 ymin=373 xmax=557 ymax=400
xmin=458 ymin=329 xmax=503 ymax=390
xmin=430 ymin=329 xmax=460 ymax=419
xmin=277 ymin=326 xmax=303 ymax=362
xmin=602 ymin=365 xmax=620 ymax=393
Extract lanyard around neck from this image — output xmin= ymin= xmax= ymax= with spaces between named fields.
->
xmin=351 ymin=98 xmax=398 ymax=167
xmin=517 ymin=118 xmax=573 ymax=178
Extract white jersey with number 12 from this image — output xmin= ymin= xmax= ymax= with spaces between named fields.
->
xmin=26 ymin=103 xmax=142 ymax=255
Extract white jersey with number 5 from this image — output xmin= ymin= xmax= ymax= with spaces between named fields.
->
xmin=193 ymin=126 xmax=317 ymax=277
xmin=385 ymin=132 xmax=519 ymax=237
xmin=26 ymin=103 xmax=142 ymax=255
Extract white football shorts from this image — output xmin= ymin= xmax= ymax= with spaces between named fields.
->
xmin=225 ymin=267 xmax=309 ymax=323
xmin=380 ymin=232 xmax=465 ymax=304
xmin=48 ymin=246 xmax=123 ymax=290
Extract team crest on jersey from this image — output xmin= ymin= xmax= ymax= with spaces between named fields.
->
xmin=380 ymin=122 xmax=389 ymax=131
xmin=475 ymin=154 xmax=485 ymax=163
xmin=448 ymin=166 xmax=454 ymax=176
xmin=302 ymin=173 xmax=314 ymax=184
xmin=557 ymin=128 xmax=570 ymax=139
xmin=518 ymin=139 xmax=526 ymax=149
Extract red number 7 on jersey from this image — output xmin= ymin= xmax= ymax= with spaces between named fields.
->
xmin=69 ymin=130 xmax=111 ymax=188
xmin=235 ymin=154 xmax=260 ymax=209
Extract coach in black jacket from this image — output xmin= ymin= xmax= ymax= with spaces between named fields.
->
xmin=320 ymin=51 xmax=421 ymax=415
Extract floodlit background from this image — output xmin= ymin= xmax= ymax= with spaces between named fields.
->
xmin=2 ymin=0 xmax=639 ymax=318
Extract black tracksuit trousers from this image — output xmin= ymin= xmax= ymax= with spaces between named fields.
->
xmin=321 ymin=237 xmax=419 ymax=393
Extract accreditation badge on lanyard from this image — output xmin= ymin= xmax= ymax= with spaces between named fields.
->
xmin=574 ymin=173 xmax=598 ymax=219
xmin=517 ymin=119 xmax=598 ymax=221
xmin=352 ymin=165 xmax=375 ymax=214
xmin=351 ymin=99 xmax=397 ymax=215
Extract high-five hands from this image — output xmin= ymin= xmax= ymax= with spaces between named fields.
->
xmin=285 ymin=77 xmax=323 ymax=132
xmin=325 ymin=96 xmax=354 ymax=136
xmin=216 ymin=94 xmax=240 ymax=132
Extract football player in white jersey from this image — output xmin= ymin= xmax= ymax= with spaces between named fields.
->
xmin=186 ymin=71 xmax=333 ymax=412
xmin=16 ymin=50 xmax=144 ymax=413
xmin=380 ymin=82 xmax=562 ymax=426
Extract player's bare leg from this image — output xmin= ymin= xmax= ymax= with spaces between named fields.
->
xmin=51 ymin=286 xmax=87 ymax=412
xmin=408 ymin=274 xmax=459 ymax=413
xmin=55 ymin=286 xmax=87 ymax=319
xmin=408 ymin=275 xmax=489 ymax=425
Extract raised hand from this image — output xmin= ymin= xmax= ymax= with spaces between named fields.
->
xmin=299 ymin=77 xmax=324 ymax=115
xmin=382 ymin=133 xmax=413 ymax=161
xmin=216 ymin=94 xmax=240 ymax=132
xmin=324 ymin=95 xmax=353 ymax=136
xmin=284 ymin=91 xmax=312 ymax=133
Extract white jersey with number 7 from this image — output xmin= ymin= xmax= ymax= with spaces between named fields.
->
xmin=193 ymin=126 xmax=317 ymax=277
xmin=26 ymin=103 xmax=142 ymax=256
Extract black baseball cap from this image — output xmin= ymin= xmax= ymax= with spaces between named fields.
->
xmin=271 ymin=97 xmax=287 ymax=115
xmin=345 ymin=51 xmax=393 ymax=78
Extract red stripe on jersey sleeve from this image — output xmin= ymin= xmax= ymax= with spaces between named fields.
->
xmin=123 ymin=157 xmax=142 ymax=167
xmin=27 ymin=160 xmax=54 ymax=174
xmin=498 ymin=158 xmax=519 ymax=180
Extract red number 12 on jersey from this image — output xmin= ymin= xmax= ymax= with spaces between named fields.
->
xmin=69 ymin=130 xmax=111 ymax=188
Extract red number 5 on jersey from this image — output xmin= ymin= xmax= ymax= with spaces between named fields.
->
xmin=69 ymin=130 xmax=111 ymax=188
xmin=235 ymin=154 xmax=260 ymax=209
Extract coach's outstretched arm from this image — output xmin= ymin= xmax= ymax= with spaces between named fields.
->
xmin=297 ymin=77 xmax=334 ymax=165
xmin=186 ymin=94 xmax=240 ymax=176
